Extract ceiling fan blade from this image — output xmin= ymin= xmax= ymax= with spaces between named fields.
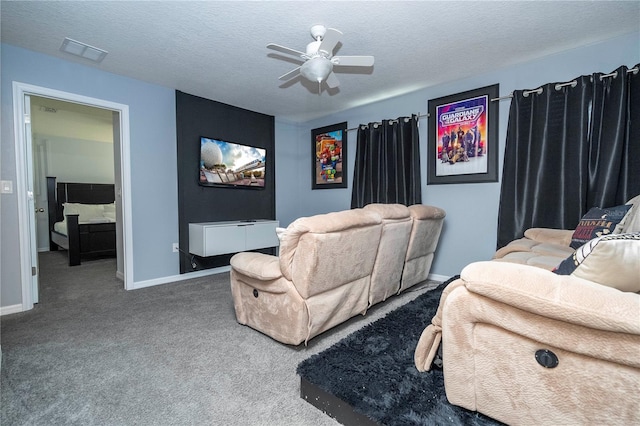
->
xmin=318 ymin=28 xmax=342 ymax=57
xmin=267 ymin=43 xmax=306 ymax=58
xmin=332 ymin=55 xmax=375 ymax=67
xmin=279 ymin=67 xmax=301 ymax=81
xmin=325 ymin=71 xmax=340 ymax=89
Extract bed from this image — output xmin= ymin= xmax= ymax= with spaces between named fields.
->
xmin=47 ymin=177 xmax=117 ymax=266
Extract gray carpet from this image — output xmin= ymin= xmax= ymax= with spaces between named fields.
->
xmin=1 ymin=252 xmax=440 ymax=425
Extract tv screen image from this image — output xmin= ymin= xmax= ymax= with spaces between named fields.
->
xmin=199 ymin=137 xmax=266 ymax=189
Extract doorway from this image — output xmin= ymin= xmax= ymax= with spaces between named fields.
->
xmin=13 ymin=82 xmax=133 ymax=311
xmin=31 ymin=96 xmax=115 ymax=253
xmin=31 ymin=96 xmax=118 ymax=301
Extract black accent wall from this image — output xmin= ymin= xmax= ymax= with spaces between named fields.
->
xmin=176 ymin=91 xmax=276 ymax=273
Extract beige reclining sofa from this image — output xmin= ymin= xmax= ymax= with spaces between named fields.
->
xmin=492 ymin=194 xmax=640 ymax=270
xmin=230 ymin=203 xmax=445 ymax=345
xmin=415 ymin=195 xmax=640 ymax=425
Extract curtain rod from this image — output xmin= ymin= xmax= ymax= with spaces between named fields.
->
xmin=347 ymin=66 xmax=639 ymax=130
xmin=346 ymin=113 xmax=428 ymax=132
xmin=490 ymin=66 xmax=639 ymax=102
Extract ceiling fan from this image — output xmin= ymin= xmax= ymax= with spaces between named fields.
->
xmin=267 ymin=25 xmax=374 ymax=91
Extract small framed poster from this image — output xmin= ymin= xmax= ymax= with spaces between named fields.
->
xmin=312 ymin=122 xmax=348 ymax=189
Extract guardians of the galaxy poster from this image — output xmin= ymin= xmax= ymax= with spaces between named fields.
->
xmin=427 ymin=84 xmax=499 ymax=185
xmin=435 ymin=94 xmax=488 ymax=177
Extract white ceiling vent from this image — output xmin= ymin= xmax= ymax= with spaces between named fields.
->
xmin=60 ymin=37 xmax=108 ymax=63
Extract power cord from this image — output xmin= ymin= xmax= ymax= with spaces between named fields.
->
xmin=174 ymin=245 xmax=199 ymax=269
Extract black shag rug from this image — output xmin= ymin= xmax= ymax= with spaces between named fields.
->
xmin=297 ymin=277 xmax=503 ymax=426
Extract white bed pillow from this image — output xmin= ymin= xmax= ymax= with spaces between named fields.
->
xmin=103 ymin=203 xmax=116 ymax=220
xmin=63 ymin=203 xmax=106 ymax=223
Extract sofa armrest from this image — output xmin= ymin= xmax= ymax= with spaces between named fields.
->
xmin=230 ymin=252 xmax=283 ymax=281
xmin=408 ymin=204 xmax=446 ymax=220
xmin=414 ymin=278 xmax=466 ymax=372
xmin=461 ymin=261 xmax=640 ymax=334
xmin=524 ymin=228 xmax=573 ymax=246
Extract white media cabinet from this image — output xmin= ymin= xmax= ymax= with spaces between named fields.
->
xmin=188 ymin=220 xmax=279 ymax=257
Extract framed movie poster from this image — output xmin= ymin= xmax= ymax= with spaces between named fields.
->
xmin=312 ymin=122 xmax=348 ymax=189
xmin=427 ymin=84 xmax=499 ymax=184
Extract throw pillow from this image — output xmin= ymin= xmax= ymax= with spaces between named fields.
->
xmin=619 ymin=194 xmax=640 ymax=233
xmin=554 ymin=232 xmax=640 ymax=292
xmin=570 ymin=204 xmax=632 ymax=249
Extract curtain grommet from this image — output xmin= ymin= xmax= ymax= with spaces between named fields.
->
xmin=600 ymin=71 xmax=618 ymax=81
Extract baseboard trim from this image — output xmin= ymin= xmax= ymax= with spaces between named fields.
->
xmin=116 ymin=270 xmax=124 ymax=281
xmin=428 ymin=273 xmax=451 ymax=283
xmin=0 ymin=304 xmax=24 ymax=316
xmin=130 ymin=266 xmax=231 ymax=290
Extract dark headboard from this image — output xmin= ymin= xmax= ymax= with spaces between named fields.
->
xmin=46 ymin=176 xmax=115 ymax=229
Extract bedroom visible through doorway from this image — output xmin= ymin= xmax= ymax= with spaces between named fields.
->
xmin=30 ymin=96 xmax=120 ymax=303
xmin=13 ymin=82 xmax=133 ymax=311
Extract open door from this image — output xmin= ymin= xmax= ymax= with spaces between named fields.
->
xmin=23 ymin=94 xmax=39 ymax=304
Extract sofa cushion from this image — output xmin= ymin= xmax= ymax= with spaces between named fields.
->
xmin=494 ymin=252 xmax=571 ymax=271
xmin=523 ymin=228 xmax=573 ymax=246
xmin=363 ymin=203 xmax=410 ymax=220
xmin=493 ymin=236 xmax=575 ymax=270
xmin=554 ymin=232 xmax=640 ymax=292
xmin=570 ymin=204 xmax=632 ymax=249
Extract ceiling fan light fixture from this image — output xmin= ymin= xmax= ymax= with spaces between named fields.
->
xmin=267 ymin=24 xmax=374 ymax=90
xmin=300 ymin=57 xmax=332 ymax=83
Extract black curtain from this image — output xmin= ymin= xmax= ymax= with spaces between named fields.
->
xmin=351 ymin=115 xmax=421 ymax=208
xmin=497 ymin=64 xmax=640 ymax=248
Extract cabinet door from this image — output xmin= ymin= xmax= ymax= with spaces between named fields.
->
xmin=245 ymin=223 xmax=279 ymax=251
xmin=204 ymin=225 xmax=245 ymax=256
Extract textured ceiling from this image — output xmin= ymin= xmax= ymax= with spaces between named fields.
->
xmin=2 ymin=1 xmax=639 ymax=123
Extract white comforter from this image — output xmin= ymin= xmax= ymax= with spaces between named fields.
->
xmin=53 ymin=217 xmax=115 ymax=236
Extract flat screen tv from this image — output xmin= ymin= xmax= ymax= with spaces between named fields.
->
xmin=199 ymin=137 xmax=266 ymax=189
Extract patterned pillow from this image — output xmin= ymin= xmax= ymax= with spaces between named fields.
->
xmin=570 ymin=204 xmax=632 ymax=249
xmin=554 ymin=232 xmax=640 ymax=292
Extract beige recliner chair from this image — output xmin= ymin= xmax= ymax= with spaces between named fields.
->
xmin=400 ymin=204 xmax=446 ymax=292
xmin=415 ymin=261 xmax=640 ymax=425
xmin=230 ymin=208 xmax=383 ymax=345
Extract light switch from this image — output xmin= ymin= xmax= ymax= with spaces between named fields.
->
xmin=0 ymin=180 xmax=13 ymax=194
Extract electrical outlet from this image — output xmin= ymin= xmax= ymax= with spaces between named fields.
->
xmin=172 ymin=243 xmax=179 ymax=253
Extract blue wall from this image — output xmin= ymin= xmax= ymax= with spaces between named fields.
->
xmin=2 ymin=31 xmax=639 ymax=309
xmin=1 ymin=43 xmax=178 ymax=308
xmin=274 ymin=31 xmax=640 ymax=278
